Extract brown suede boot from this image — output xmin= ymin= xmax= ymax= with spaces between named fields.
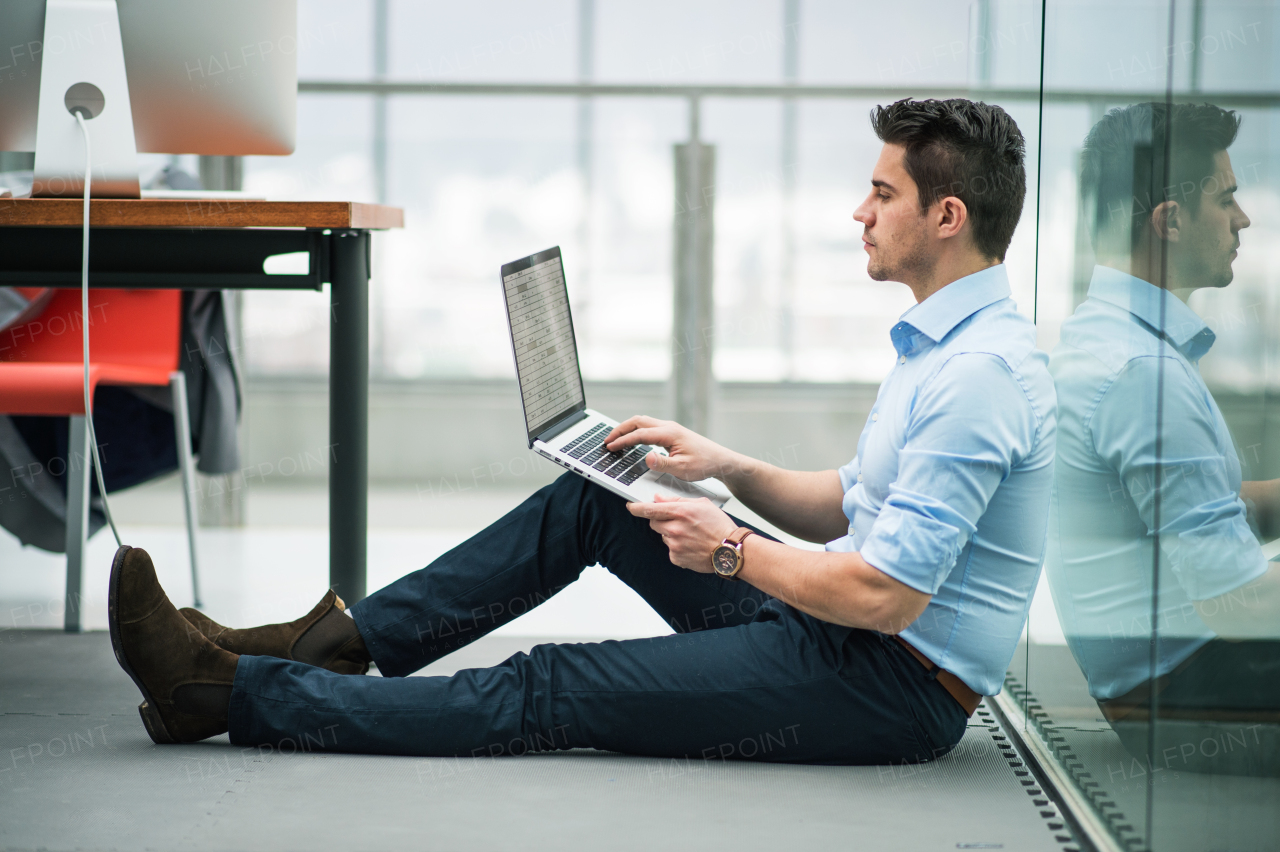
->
xmin=178 ymin=590 xmax=371 ymax=676
xmin=107 ymin=545 xmax=239 ymax=744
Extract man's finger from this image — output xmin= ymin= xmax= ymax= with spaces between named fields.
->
xmin=645 ymin=449 xmax=673 ymax=471
xmin=650 ymin=518 xmax=684 ymax=539
xmin=626 ymin=501 xmax=683 ymax=520
xmin=607 ymin=426 xmax=667 ymax=451
xmin=605 ymin=416 xmax=642 ymax=444
xmin=606 ymin=414 xmax=660 ymax=444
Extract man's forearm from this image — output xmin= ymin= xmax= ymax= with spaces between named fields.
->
xmin=1242 ymin=479 xmax=1280 ymax=537
xmin=735 ymin=535 xmax=930 ymax=633
xmin=718 ymin=457 xmax=849 ymax=544
xmin=1195 ymin=561 xmax=1280 ymax=639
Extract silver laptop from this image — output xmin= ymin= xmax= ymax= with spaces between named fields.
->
xmin=500 ymin=246 xmax=731 ymax=507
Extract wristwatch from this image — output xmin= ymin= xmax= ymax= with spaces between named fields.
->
xmin=711 ymin=527 xmax=756 ymax=580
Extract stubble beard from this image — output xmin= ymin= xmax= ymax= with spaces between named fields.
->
xmin=867 ymin=234 xmax=933 ymax=285
xmin=1188 ymin=239 xmax=1238 ymax=291
xmin=1216 ymin=238 xmax=1241 ymax=289
xmin=1214 ymin=264 xmax=1235 ymax=290
xmin=866 ymin=253 xmax=889 ymax=282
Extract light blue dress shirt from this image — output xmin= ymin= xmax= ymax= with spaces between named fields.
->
xmin=828 ymin=264 xmax=1057 ymax=696
xmin=1045 ymin=266 xmax=1267 ymax=700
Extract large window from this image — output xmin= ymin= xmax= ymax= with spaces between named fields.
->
xmin=239 ymin=0 xmax=1043 ymax=383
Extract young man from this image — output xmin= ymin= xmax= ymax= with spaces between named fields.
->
xmin=1045 ymin=103 xmax=1280 ymax=765
xmin=109 ymin=98 xmax=1055 ymax=765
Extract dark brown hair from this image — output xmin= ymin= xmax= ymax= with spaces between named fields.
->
xmin=1080 ymin=102 xmax=1240 ymax=250
xmin=871 ymin=98 xmax=1027 ymax=261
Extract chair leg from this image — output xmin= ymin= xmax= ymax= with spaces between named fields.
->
xmin=64 ymin=415 xmax=90 ymax=633
xmin=170 ymin=371 xmax=203 ymax=609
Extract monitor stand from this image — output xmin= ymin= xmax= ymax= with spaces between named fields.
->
xmin=31 ymin=0 xmax=140 ymax=198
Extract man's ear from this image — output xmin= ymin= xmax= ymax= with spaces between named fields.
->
xmin=1150 ymin=200 xmax=1181 ymax=243
xmin=934 ymin=196 xmax=969 ymax=240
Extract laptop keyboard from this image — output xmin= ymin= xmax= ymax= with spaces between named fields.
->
xmin=559 ymin=423 xmax=653 ymax=485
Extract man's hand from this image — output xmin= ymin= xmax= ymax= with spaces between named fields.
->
xmin=606 ymin=415 xmax=741 ymax=483
xmin=627 ymin=494 xmax=738 ymax=572
xmin=629 ymin=494 xmax=931 ymax=632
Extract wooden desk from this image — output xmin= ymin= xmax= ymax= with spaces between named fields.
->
xmin=0 ymin=197 xmax=404 ymax=612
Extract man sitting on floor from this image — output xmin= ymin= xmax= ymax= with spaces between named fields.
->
xmin=1045 ymin=102 xmax=1280 ymax=772
xmin=108 ymin=97 xmax=1056 ymax=765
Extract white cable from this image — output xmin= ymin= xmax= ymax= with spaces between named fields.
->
xmin=75 ymin=110 xmax=122 ymax=548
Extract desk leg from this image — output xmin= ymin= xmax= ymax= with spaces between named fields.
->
xmin=64 ymin=415 xmax=90 ymax=633
xmin=329 ymin=230 xmax=370 ymax=603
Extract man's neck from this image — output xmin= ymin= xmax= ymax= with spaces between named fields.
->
xmin=1098 ymin=254 xmax=1195 ymax=304
xmin=907 ymin=255 xmax=999 ymax=303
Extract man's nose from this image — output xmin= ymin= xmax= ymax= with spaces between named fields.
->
xmin=1235 ymin=208 xmax=1251 ymax=232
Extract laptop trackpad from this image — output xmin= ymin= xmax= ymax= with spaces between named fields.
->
xmin=653 ymin=472 xmax=731 ymax=505
xmin=655 ymin=473 xmax=703 ymax=497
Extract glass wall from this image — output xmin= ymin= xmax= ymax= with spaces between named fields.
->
xmin=1025 ymin=1 xmax=1280 ymax=850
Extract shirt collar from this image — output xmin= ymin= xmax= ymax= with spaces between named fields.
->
xmin=1086 ymin=265 xmax=1216 ymax=362
xmin=890 ymin=264 xmax=1012 ymax=356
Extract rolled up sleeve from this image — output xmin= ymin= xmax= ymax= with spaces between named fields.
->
xmin=860 ymin=353 xmax=1042 ymax=594
xmin=837 ymin=457 xmax=860 ymax=494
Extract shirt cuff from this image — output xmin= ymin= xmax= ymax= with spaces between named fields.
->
xmin=859 ymin=503 xmax=964 ymax=595
xmin=1169 ymin=523 xmax=1270 ymax=602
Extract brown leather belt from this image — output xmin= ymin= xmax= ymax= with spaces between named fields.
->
xmin=893 ymin=635 xmax=982 ymax=716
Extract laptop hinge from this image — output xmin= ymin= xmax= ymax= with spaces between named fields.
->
xmin=533 ymin=409 xmax=589 ymax=447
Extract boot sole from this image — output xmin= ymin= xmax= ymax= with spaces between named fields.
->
xmin=137 ymin=701 xmax=175 ymax=744
xmin=107 ymin=545 xmax=176 ymax=745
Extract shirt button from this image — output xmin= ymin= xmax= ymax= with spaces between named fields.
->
xmin=857 ymin=473 xmax=863 ymax=482
xmin=871 ymin=413 xmax=878 ymax=421
xmin=899 ymin=355 xmax=907 ymax=364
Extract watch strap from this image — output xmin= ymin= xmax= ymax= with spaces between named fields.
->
xmin=726 ymin=527 xmax=756 ymax=547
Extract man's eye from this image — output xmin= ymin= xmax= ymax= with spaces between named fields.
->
xmin=879 ymin=193 xmax=890 ymax=201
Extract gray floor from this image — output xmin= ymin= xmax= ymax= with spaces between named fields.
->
xmin=1009 ymin=644 xmax=1280 ymax=852
xmin=0 ymin=629 xmax=1079 ymax=852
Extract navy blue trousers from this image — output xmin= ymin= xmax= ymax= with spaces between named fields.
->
xmin=227 ymin=474 xmax=967 ymax=765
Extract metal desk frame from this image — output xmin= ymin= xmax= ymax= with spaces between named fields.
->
xmin=1 ymin=218 xmax=384 ymax=622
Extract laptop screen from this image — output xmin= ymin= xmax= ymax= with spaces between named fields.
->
xmin=500 ymin=246 xmax=587 ymax=443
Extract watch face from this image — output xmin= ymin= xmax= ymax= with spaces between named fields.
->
xmin=712 ymin=544 xmax=739 ymax=576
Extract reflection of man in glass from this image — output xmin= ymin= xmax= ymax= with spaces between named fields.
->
xmin=1047 ymin=102 xmax=1280 ymax=758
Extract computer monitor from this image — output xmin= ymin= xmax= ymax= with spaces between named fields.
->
xmin=0 ymin=0 xmax=296 ymax=197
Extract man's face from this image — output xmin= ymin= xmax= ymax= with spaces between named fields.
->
xmin=853 ymin=144 xmax=933 ymax=283
xmin=1171 ymin=150 xmax=1251 ymax=289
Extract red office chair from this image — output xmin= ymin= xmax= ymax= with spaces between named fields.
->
xmin=0 ymin=287 xmax=201 ymax=631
